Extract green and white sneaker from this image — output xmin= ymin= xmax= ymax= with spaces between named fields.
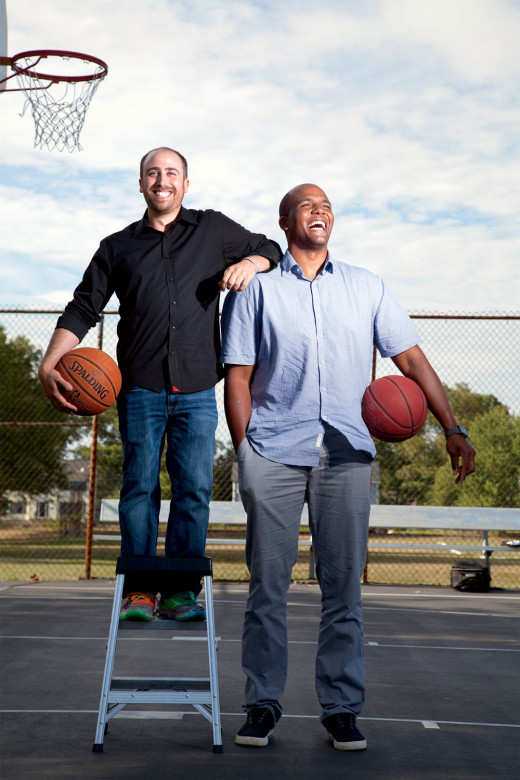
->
xmin=158 ymin=591 xmax=207 ymax=622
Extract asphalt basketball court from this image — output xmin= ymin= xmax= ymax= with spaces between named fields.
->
xmin=1 ymin=578 xmax=519 ymax=780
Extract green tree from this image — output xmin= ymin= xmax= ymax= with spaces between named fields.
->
xmin=0 ymin=326 xmax=81 ymax=507
xmin=76 ymin=404 xmax=123 ymax=500
xmin=159 ymin=449 xmax=172 ymax=501
xmin=376 ymin=428 xmax=445 ymax=505
xmin=430 ymin=405 xmax=520 ymax=507
xmin=445 ymin=382 xmax=503 ymax=421
xmin=212 ymin=439 xmax=236 ymax=501
xmin=375 ymin=382 xmax=516 ymax=507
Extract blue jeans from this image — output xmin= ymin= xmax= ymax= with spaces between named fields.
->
xmin=117 ymin=385 xmax=218 ymax=594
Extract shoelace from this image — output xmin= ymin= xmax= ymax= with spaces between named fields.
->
xmin=248 ymin=708 xmax=272 ymax=726
xmin=172 ymin=591 xmax=196 ymax=604
xmin=331 ymin=713 xmax=356 ymax=729
xmin=126 ymin=592 xmax=155 ymax=605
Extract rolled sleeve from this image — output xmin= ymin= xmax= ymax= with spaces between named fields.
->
xmin=217 ymin=212 xmax=282 ymax=267
xmin=373 ymin=279 xmax=420 ymax=357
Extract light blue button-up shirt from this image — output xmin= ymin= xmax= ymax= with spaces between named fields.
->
xmin=220 ymin=251 xmax=420 ymax=465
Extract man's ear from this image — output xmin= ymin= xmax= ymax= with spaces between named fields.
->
xmin=279 ymin=216 xmax=288 ymax=232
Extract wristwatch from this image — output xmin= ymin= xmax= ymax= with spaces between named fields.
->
xmin=444 ymin=424 xmax=469 ymax=440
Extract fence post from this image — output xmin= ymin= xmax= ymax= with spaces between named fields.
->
xmin=363 ymin=345 xmax=379 ymax=584
xmin=84 ymin=415 xmax=99 ymax=579
xmin=84 ymin=316 xmax=104 ymax=579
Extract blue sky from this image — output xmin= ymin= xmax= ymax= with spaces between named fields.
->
xmin=0 ymin=0 xmax=519 ymax=312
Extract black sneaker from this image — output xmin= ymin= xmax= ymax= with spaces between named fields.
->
xmin=235 ymin=707 xmax=276 ymax=747
xmin=323 ymin=713 xmax=367 ymax=751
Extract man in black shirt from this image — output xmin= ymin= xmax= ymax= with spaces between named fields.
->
xmin=38 ymin=147 xmax=282 ymax=621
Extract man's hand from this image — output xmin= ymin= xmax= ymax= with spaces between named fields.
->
xmin=37 ymin=328 xmax=80 ymax=414
xmin=446 ymin=435 xmax=476 ymax=485
xmin=218 ymin=255 xmax=271 ymax=292
xmin=38 ymin=364 xmax=78 ymax=414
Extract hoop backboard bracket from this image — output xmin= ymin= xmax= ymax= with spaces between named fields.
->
xmin=0 ymin=55 xmax=46 ymax=91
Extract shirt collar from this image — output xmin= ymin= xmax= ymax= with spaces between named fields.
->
xmin=134 ymin=205 xmax=197 ymax=237
xmin=280 ymin=250 xmax=334 ymax=276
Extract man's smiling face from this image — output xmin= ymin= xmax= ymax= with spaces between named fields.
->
xmin=279 ymin=184 xmax=334 ymax=250
xmin=139 ymin=149 xmax=189 ymax=219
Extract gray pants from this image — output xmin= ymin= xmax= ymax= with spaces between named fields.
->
xmin=236 ymin=428 xmax=372 ymax=723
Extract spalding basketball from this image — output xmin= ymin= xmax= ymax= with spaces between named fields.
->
xmin=56 ymin=347 xmax=122 ymax=416
xmin=361 ymin=375 xmax=428 ymax=442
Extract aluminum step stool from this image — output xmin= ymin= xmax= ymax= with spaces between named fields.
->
xmin=93 ymin=555 xmax=223 ymax=753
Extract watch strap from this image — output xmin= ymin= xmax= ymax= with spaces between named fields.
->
xmin=444 ymin=424 xmax=468 ymax=440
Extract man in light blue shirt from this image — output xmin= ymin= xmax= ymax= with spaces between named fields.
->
xmin=221 ymin=237 xmax=419 ymax=466
xmin=220 ymin=183 xmax=475 ymax=752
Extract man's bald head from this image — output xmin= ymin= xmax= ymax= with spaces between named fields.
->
xmin=279 ymin=183 xmax=327 ymax=218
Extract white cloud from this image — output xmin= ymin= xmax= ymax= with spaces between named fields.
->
xmin=379 ymin=0 xmax=520 ymax=82
xmin=0 ymin=0 xmax=519 ymax=312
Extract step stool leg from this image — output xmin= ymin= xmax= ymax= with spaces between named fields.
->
xmin=92 ymin=573 xmax=125 ymax=752
xmin=204 ymin=574 xmax=223 ymax=752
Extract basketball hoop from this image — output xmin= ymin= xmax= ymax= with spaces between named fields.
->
xmin=0 ymin=49 xmax=108 ymax=152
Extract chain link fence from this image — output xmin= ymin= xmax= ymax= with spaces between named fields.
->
xmin=1 ymin=308 xmax=519 ymax=587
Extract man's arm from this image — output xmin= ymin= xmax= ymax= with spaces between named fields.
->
xmin=224 ymin=364 xmax=255 ymax=450
xmin=391 ymin=344 xmax=476 ymax=484
xmin=215 ymin=212 xmax=282 ymax=292
xmin=38 ymin=328 xmax=81 ymax=413
xmin=219 ymin=255 xmax=272 ymax=292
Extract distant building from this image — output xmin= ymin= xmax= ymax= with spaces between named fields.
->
xmin=3 ymin=460 xmax=90 ymax=525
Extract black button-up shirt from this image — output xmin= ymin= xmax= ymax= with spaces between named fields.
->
xmin=57 ymin=207 xmax=282 ymax=394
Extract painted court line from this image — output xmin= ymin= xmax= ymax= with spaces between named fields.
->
xmin=1 ymin=635 xmax=211 ymax=642
xmin=1 ymin=583 xmax=519 ymax=600
xmin=1 ymin=634 xmax=517 ymax=653
xmin=1 ymin=593 xmax=517 ymax=620
xmin=0 ymin=709 xmax=517 ymax=730
xmin=359 ymin=642 xmax=519 ymax=652
xmin=363 ymin=606 xmax=519 ymax=618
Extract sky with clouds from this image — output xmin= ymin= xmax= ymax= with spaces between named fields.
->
xmin=0 ymin=0 xmax=519 ymax=313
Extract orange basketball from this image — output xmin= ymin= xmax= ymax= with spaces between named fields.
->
xmin=56 ymin=347 xmax=122 ymax=416
xmin=361 ymin=375 xmax=428 ymax=442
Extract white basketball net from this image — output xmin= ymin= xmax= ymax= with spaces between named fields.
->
xmin=14 ymin=53 xmax=106 ymax=152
